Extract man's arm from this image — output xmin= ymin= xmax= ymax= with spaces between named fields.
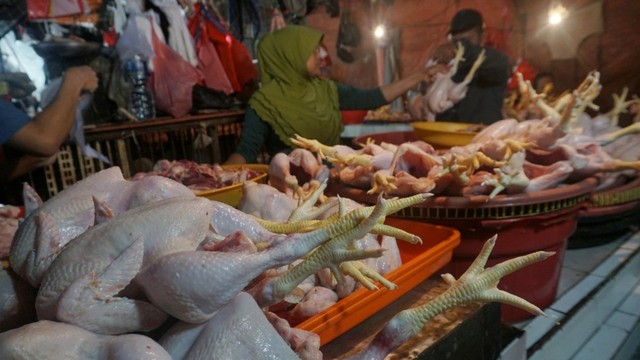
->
xmin=5 ymin=66 xmax=98 ymax=157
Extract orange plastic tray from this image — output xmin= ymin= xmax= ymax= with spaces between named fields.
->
xmin=295 ymin=217 xmax=460 ymax=346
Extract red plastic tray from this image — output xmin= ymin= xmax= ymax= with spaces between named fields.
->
xmin=295 ymin=218 xmax=460 ymax=346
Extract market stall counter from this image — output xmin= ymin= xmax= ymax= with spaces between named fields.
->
xmin=32 ymin=110 xmax=245 ymax=200
xmin=321 ymin=279 xmax=508 ymax=359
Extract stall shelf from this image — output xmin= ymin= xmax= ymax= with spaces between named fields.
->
xmin=35 ymin=110 xmax=245 ymax=199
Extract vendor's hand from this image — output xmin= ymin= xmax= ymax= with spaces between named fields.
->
xmin=431 ymin=42 xmax=457 ymax=64
xmin=63 ymin=66 xmax=99 ymax=93
xmin=424 ymin=63 xmax=449 ymax=83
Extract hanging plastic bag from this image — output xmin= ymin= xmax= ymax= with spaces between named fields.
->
xmin=150 ymin=29 xmax=202 ymax=117
xmin=194 ymin=22 xmax=234 ymax=94
xmin=188 ymin=4 xmax=257 ymax=94
xmin=27 ymin=0 xmax=90 ymax=20
xmin=115 ymin=13 xmax=161 ymax=64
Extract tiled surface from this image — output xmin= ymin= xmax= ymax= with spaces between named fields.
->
xmin=571 ymin=324 xmax=628 ymax=360
xmin=516 ymin=228 xmax=640 ymax=360
xmin=522 ymin=308 xmax=564 ymax=348
xmin=607 ymin=310 xmax=639 ymax=332
xmin=618 ymin=281 xmax=640 ymax=316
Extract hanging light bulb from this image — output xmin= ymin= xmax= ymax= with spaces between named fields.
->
xmin=548 ymin=1 xmax=567 ymax=25
xmin=374 ymin=25 xmax=386 ymax=39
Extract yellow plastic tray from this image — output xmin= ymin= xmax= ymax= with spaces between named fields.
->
xmin=296 ymin=217 xmax=460 ymax=345
xmin=195 ymin=164 xmax=268 ymax=207
xmin=412 ymin=121 xmax=479 ymax=148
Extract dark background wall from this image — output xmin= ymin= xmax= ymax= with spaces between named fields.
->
xmin=300 ymin=0 xmax=640 ymax=122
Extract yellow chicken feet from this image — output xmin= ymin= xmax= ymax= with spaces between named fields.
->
xmin=291 ymin=134 xmax=353 ymax=160
xmin=340 ymin=261 xmax=397 ymax=291
xmin=368 ymin=172 xmax=398 ymax=194
xmin=596 ymin=122 xmax=640 ymax=146
xmin=457 ymin=152 xmax=506 ymax=175
xmin=349 ymin=235 xmax=554 ymax=360
xmin=250 ymin=195 xmax=392 ymax=306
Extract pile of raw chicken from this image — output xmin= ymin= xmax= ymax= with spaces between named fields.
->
xmin=0 ymin=156 xmax=553 ymax=359
xmin=295 ymin=71 xmax=640 ymax=198
xmin=131 ymin=159 xmax=265 ymax=191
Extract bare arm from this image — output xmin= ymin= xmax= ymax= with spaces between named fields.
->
xmin=6 ymin=66 xmax=98 ymax=157
xmin=379 ymin=64 xmax=447 ymax=102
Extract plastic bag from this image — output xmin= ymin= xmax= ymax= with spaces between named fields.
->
xmin=151 ymin=29 xmax=202 ymax=117
xmin=195 ymin=23 xmax=234 ymax=94
xmin=115 ymin=13 xmax=162 ymax=64
xmin=27 ymin=0 xmax=90 ymax=20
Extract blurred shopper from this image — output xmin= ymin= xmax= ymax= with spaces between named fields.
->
xmin=225 ymin=25 xmax=446 ymax=164
xmin=431 ymin=8 xmax=510 ymax=124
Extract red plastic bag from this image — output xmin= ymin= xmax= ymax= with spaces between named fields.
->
xmin=188 ymin=4 xmax=257 ymax=94
xmin=27 ymin=0 xmax=88 ymax=20
xmin=151 ymin=30 xmax=202 ymax=117
xmin=195 ymin=23 xmax=234 ymax=94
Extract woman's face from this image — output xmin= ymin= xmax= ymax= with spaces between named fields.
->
xmin=306 ymin=46 xmax=323 ymax=78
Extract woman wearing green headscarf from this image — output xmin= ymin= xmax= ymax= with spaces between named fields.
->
xmin=226 ymin=25 xmax=445 ymax=164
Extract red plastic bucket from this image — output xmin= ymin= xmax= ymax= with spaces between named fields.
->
xmin=329 ymin=178 xmax=597 ymax=323
xmin=430 ymin=205 xmax=579 ymax=323
xmin=341 ymin=110 xmax=368 ymax=124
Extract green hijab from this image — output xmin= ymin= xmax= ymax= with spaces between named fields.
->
xmin=249 ymin=25 xmax=343 ymax=147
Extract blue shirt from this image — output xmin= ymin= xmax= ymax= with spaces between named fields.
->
xmin=0 ymin=99 xmax=30 ymax=145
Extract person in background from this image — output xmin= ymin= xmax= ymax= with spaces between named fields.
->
xmin=225 ymin=25 xmax=447 ymax=165
xmin=0 ymin=65 xmax=98 ymax=185
xmin=431 ymin=8 xmax=510 ymax=124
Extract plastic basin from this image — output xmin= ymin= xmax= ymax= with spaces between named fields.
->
xmin=412 ymin=121 xmax=480 ymax=148
xmin=195 ymin=164 xmax=268 ymax=207
xmin=296 ymin=218 xmax=460 ymax=345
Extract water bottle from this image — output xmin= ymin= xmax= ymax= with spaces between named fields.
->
xmin=124 ymin=56 xmax=155 ymax=120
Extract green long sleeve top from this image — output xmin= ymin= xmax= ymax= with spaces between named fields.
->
xmin=233 ymin=83 xmax=387 ymax=163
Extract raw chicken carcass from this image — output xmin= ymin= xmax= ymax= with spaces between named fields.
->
xmin=159 ymin=292 xmax=318 ymax=360
xmin=10 ymin=167 xmax=195 ymax=287
xmin=36 ymin=196 xmax=215 ymax=334
xmin=268 ymin=148 xmax=330 ymax=198
xmin=0 ymin=320 xmax=172 ymax=360
xmin=410 ymin=44 xmax=486 ymax=121
xmin=238 ymin=181 xmax=298 ymax=222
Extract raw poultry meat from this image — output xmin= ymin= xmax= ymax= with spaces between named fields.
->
xmin=10 ymin=166 xmax=194 ymax=287
xmin=409 ymin=44 xmax=486 ymax=121
xmin=36 ymin=196 xmax=215 ymax=334
xmin=268 ymin=149 xmax=330 ymax=198
xmin=0 ymin=267 xmax=36 ymax=332
xmin=0 ymin=205 xmax=21 ymax=259
xmin=0 ymin=165 xmax=558 ymax=359
xmin=238 ymin=181 xmax=298 ymax=222
xmin=345 ymin=235 xmax=552 ymax=360
xmin=132 ymin=159 xmax=265 ymax=190
xmin=0 ymin=320 xmax=172 ymax=359
xmin=158 ymin=292 xmax=316 ymax=360
xmin=136 ymin=194 xmax=419 ymax=324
